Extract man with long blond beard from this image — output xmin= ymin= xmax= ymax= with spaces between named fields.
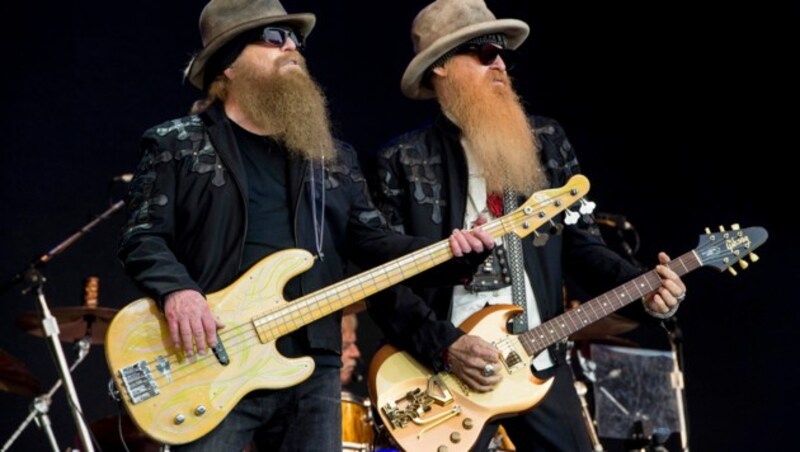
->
xmin=118 ymin=1 xmax=494 ymax=450
xmin=367 ymin=1 xmax=688 ymax=450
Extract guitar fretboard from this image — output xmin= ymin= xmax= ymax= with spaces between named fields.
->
xmin=250 ymin=183 xmax=586 ymax=342
xmin=518 ymin=251 xmax=700 ymax=356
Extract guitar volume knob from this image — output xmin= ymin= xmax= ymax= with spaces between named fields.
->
xmin=450 ymin=432 xmax=461 ymax=443
xmin=462 ymin=418 xmax=474 ymax=430
xmin=174 ymin=414 xmax=185 ymax=424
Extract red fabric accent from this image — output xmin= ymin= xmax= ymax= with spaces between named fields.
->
xmin=442 ymin=349 xmax=451 ymax=371
xmin=487 ymin=193 xmax=503 ymax=218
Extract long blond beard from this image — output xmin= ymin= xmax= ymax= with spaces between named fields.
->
xmin=234 ymin=53 xmax=336 ymax=162
xmin=438 ymin=69 xmax=546 ymax=195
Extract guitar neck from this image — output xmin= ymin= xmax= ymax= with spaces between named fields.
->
xmin=518 ymin=250 xmax=701 ymax=357
xmin=251 ymin=215 xmax=511 ymax=342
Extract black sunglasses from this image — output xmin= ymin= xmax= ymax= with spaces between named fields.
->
xmin=456 ymin=43 xmax=516 ymax=69
xmin=260 ymin=26 xmax=305 ymax=50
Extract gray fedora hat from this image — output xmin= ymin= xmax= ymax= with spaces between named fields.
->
xmin=401 ymin=0 xmax=529 ymax=100
xmin=184 ymin=0 xmax=316 ymax=89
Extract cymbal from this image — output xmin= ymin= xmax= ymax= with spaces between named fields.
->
xmin=16 ymin=306 xmax=118 ymax=345
xmin=0 ymin=349 xmax=42 ymax=396
xmin=569 ymin=313 xmax=639 ymax=343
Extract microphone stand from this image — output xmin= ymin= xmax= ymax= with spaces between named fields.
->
xmin=1 ymin=199 xmax=125 ymax=451
xmin=0 ymin=200 xmax=125 ymax=295
xmin=16 ymin=272 xmax=96 ymax=452
xmin=2 ymin=337 xmax=91 ymax=452
xmin=663 ymin=316 xmax=690 ymax=451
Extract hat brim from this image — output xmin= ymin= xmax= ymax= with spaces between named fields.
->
xmin=185 ymin=12 xmax=316 ymax=89
xmin=401 ymin=19 xmax=530 ymax=100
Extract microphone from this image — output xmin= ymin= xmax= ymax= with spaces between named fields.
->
xmin=112 ymin=173 xmax=134 ymax=183
xmin=594 ymin=212 xmax=633 ymax=230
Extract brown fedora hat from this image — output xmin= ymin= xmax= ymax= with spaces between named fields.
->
xmin=401 ymin=0 xmax=529 ymax=100
xmin=184 ymin=0 xmax=316 ymax=89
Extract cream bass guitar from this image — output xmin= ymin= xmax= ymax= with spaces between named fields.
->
xmin=369 ymin=225 xmax=767 ymax=451
xmin=105 ymin=175 xmax=591 ymax=445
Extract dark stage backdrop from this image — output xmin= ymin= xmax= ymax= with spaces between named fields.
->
xmin=0 ymin=2 xmax=795 ymax=451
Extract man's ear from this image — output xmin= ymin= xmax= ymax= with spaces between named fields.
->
xmin=223 ymin=66 xmax=235 ymax=80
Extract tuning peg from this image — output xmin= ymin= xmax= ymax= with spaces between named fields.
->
xmin=579 ymin=199 xmax=596 ymax=214
xmin=718 ymin=225 xmax=726 ymax=232
xmin=564 ymin=208 xmax=580 ymax=225
xmin=738 ymin=260 xmax=749 ymax=270
xmin=731 ymin=223 xmax=740 ymax=230
xmin=704 ymin=227 xmax=711 ymax=234
xmin=548 ymin=219 xmax=564 ymax=236
xmin=749 ymin=252 xmax=759 ymax=263
xmin=727 ymin=267 xmax=738 ymax=276
xmin=532 ymin=230 xmax=549 ymax=247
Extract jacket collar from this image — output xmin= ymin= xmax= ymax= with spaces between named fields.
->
xmin=201 ymin=103 xmax=248 ymax=198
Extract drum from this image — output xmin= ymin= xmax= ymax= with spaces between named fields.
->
xmin=342 ymin=391 xmax=375 ymax=451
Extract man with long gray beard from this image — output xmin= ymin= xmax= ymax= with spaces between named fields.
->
xmin=367 ymin=1 xmax=688 ymax=450
xmin=118 ymin=0 xmax=494 ymax=450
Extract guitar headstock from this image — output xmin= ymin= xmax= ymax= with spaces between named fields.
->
xmin=695 ymin=224 xmax=768 ymax=275
xmin=498 ymin=175 xmax=590 ymax=239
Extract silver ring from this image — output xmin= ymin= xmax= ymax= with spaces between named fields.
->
xmin=676 ymin=291 xmax=687 ymax=302
xmin=482 ymin=363 xmax=495 ymax=377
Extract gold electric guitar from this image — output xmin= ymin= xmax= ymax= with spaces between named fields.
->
xmin=369 ymin=225 xmax=768 ymax=452
xmin=105 ymin=175 xmax=591 ymax=445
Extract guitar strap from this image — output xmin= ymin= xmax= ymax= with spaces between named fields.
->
xmin=503 ymin=188 xmax=529 ymax=334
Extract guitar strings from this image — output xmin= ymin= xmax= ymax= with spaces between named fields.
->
xmin=118 ymin=191 xmax=574 ymax=390
xmin=138 ymin=228 xmax=741 ymax=391
xmin=518 ymin=253 xmax=700 ymax=355
xmin=125 ymin=239 xmax=461 ymax=387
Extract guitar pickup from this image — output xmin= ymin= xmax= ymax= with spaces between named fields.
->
xmin=494 ymin=337 xmax=527 ymax=375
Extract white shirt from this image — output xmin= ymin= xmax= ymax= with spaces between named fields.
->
xmin=451 ymin=140 xmax=554 ymax=370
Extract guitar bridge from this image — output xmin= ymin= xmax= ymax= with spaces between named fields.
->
xmin=119 ymin=360 xmax=160 ymax=404
xmin=381 ymin=375 xmax=460 ymax=430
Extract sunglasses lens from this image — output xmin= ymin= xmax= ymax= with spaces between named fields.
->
xmin=477 ymin=45 xmax=499 ymax=65
xmin=261 ymin=27 xmax=304 ymax=50
xmin=263 ymin=29 xmax=286 ymax=46
xmin=476 ymin=44 xmax=516 ymax=69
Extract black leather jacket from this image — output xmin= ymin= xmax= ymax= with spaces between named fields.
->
xmin=118 ymin=103 xmax=437 ymax=352
xmin=369 ymin=114 xmax=645 ymax=370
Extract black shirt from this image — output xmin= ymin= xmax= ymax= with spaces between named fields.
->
xmin=233 ymin=122 xmax=339 ymax=367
